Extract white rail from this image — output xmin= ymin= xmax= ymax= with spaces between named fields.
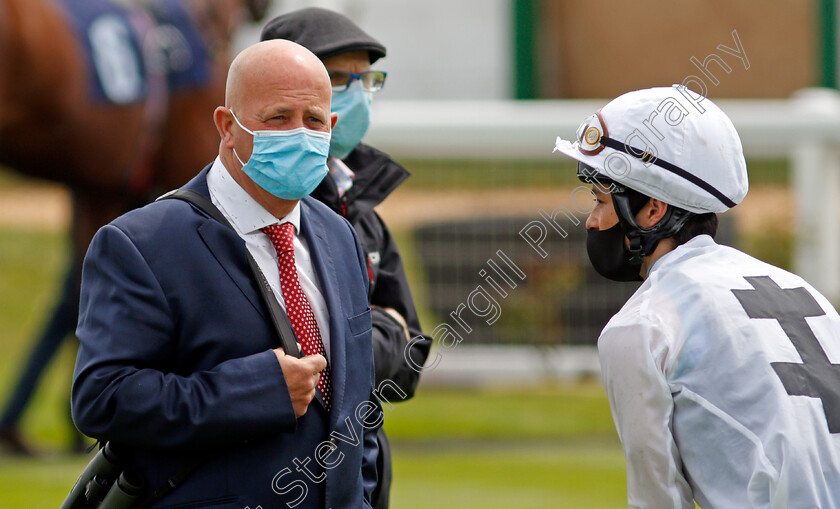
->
xmin=366 ymin=88 xmax=840 ymax=303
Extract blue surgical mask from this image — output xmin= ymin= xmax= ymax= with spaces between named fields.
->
xmin=230 ymin=110 xmax=330 ymax=200
xmin=329 ymin=82 xmax=373 ymax=160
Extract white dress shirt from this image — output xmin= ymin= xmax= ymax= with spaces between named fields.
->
xmin=206 ymin=157 xmax=331 ymax=360
xmin=599 ymin=235 xmax=840 ymax=508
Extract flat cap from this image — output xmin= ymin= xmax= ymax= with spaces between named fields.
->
xmin=260 ymin=7 xmax=386 ymax=63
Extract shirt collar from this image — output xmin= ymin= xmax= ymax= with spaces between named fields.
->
xmin=646 ymin=234 xmax=716 ymax=277
xmin=207 ymin=156 xmax=301 ymax=235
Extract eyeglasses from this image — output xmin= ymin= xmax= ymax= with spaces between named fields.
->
xmin=328 ymin=70 xmax=387 ymax=93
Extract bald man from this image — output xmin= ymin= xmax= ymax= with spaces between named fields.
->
xmin=71 ymin=40 xmax=380 ymax=509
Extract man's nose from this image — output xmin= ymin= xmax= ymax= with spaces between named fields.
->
xmin=585 ymin=212 xmax=599 ymax=230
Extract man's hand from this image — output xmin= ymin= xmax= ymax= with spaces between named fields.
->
xmin=273 ymin=347 xmax=327 ymax=417
xmin=378 ymin=306 xmax=410 ymax=342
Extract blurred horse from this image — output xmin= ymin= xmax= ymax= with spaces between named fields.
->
xmin=0 ymin=0 xmax=271 ymax=453
xmin=1 ymin=0 xmax=271 ymax=258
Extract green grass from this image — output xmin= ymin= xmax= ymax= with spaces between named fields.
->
xmin=390 ymin=441 xmax=626 ymax=509
xmin=384 ymin=384 xmax=617 ymax=441
xmin=0 ymin=226 xmax=90 ymax=507
xmin=0 ymin=455 xmax=91 ymax=509
xmin=386 ymin=385 xmax=627 ymax=508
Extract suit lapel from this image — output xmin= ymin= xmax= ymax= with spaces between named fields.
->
xmin=301 ymin=200 xmax=347 ymax=426
xmin=182 ymin=169 xmax=267 ymax=321
xmin=197 ymin=221 xmax=267 ymax=320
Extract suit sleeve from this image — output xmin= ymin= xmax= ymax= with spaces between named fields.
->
xmin=72 ymin=224 xmax=298 ymax=451
xmin=598 ymin=319 xmax=694 ymax=509
xmin=368 ymin=213 xmax=431 ymax=400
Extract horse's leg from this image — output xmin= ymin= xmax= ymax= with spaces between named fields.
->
xmin=0 ymin=190 xmax=127 ymax=454
xmin=0 ymin=260 xmax=79 ymax=456
xmin=0 ymin=191 xmax=87 ymax=455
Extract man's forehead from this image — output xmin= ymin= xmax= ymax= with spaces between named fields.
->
xmin=236 ymin=46 xmax=330 ymax=94
xmin=248 ymin=77 xmax=330 ymax=105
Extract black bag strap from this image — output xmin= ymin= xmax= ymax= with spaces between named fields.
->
xmin=134 ymin=458 xmax=204 ymax=509
xmin=157 ymin=189 xmax=301 ymax=357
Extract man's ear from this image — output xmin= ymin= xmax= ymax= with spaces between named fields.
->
xmin=639 ymin=198 xmax=669 ymax=228
xmin=213 ymin=107 xmax=234 ymax=148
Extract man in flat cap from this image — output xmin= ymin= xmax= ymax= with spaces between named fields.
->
xmin=262 ymin=8 xmax=432 ymax=509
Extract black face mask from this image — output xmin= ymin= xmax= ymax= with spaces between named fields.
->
xmin=586 ymin=223 xmax=643 ymax=282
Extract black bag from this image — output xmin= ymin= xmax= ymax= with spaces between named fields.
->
xmin=59 ymin=442 xmax=143 ymax=509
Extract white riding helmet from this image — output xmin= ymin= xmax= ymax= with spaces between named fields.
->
xmin=554 ymin=85 xmax=749 ymax=214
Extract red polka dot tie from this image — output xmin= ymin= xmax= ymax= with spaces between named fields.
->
xmin=262 ymin=222 xmax=331 ymax=411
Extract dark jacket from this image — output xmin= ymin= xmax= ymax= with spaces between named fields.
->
xmin=314 ymin=144 xmax=432 ymax=398
xmin=314 ymin=145 xmax=431 ymax=509
xmin=72 ymin=168 xmax=379 ymax=508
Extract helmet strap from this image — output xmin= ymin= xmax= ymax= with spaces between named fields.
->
xmin=611 ymin=191 xmax=694 ymax=262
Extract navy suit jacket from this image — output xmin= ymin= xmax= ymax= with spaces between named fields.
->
xmin=72 ymin=168 xmax=379 ymax=509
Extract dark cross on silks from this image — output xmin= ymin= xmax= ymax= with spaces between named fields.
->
xmin=732 ymin=276 xmax=840 ymax=433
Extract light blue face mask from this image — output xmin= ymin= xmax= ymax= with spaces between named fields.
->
xmin=329 ymin=82 xmax=373 ymax=160
xmin=230 ymin=110 xmax=330 ymax=200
